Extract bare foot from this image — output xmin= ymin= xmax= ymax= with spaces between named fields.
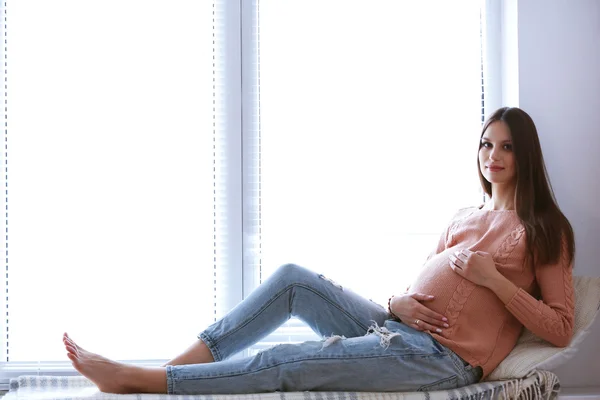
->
xmin=62 ymin=333 xmax=144 ymax=394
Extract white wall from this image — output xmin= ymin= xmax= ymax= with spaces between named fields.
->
xmin=515 ymin=0 xmax=600 ymax=389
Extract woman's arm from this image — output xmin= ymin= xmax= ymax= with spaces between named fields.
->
xmin=500 ymin=254 xmax=575 ymax=347
xmin=485 ymin=274 xmax=519 ymax=304
xmin=389 ymin=293 xmax=449 ymax=332
xmin=450 ymin=247 xmax=575 ymax=347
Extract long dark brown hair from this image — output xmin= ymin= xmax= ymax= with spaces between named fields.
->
xmin=478 ymin=107 xmax=575 ymax=267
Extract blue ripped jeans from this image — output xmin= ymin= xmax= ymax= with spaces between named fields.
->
xmin=165 ymin=264 xmax=482 ymax=394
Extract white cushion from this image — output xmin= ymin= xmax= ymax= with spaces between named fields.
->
xmin=487 ymin=275 xmax=600 ymax=380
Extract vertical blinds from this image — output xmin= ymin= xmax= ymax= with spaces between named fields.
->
xmin=247 ymin=0 xmax=485 ymax=349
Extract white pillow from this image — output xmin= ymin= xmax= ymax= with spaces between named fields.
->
xmin=486 ymin=275 xmax=600 ymax=381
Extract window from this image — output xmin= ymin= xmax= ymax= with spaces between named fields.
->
xmin=1 ymin=0 xmax=222 ymax=385
xmin=0 ymin=0 xmax=493 ymax=387
xmin=249 ymin=0 xmax=486 ymax=349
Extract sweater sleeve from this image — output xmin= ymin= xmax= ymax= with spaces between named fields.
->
xmin=505 ymin=242 xmax=575 ymax=347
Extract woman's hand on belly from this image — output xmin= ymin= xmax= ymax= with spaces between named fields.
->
xmin=448 ymin=249 xmax=502 ymax=288
xmin=390 ymin=293 xmax=450 ymax=333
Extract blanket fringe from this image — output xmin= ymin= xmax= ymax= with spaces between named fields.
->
xmin=493 ymin=370 xmax=560 ymax=400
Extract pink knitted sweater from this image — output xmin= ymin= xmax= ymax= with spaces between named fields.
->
xmin=408 ymin=206 xmax=575 ymax=379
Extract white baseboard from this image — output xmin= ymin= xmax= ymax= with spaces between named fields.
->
xmin=560 ymin=387 xmax=600 ymax=399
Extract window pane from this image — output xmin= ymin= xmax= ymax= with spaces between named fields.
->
xmin=257 ymin=0 xmax=483 ymax=310
xmin=6 ymin=0 xmax=215 ymax=361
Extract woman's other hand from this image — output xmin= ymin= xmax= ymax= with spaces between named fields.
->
xmin=390 ymin=293 xmax=449 ymax=333
xmin=448 ymin=249 xmax=501 ymax=288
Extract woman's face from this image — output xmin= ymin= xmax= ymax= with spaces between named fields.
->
xmin=479 ymin=120 xmax=517 ymax=186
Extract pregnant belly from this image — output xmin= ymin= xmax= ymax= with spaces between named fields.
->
xmin=407 ymin=248 xmax=466 ymax=315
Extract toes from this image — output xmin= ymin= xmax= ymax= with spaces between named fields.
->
xmin=63 ymin=333 xmax=74 ymax=347
xmin=63 ymin=333 xmax=82 ymax=358
xmin=63 ymin=337 xmax=74 ymax=349
xmin=62 ymin=334 xmax=91 ymax=357
xmin=64 ymin=336 xmax=84 ymax=352
xmin=66 ymin=344 xmax=79 ymax=356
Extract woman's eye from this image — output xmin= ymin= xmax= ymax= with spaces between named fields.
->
xmin=503 ymin=144 xmax=513 ymax=151
xmin=481 ymin=142 xmax=492 ymax=148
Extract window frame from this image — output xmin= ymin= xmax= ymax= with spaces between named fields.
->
xmin=0 ymin=0 xmax=500 ymax=390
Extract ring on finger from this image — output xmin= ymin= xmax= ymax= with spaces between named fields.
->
xmin=415 ymin=319 xmax=420 ymax=325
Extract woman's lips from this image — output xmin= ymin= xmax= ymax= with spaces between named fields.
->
xmin=488 ymin=167 xmax=504 ymax=172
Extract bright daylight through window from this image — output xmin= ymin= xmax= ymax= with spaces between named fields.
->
xmin=252 ymin=0 xmax=484 ymax=348
xmin=0 ymin=0 xmax=486 ymax=386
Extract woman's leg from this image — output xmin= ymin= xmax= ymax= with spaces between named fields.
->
xmin=162 ymin=340 xmax=213 ymax=366
xmin=65 ymin=322 xmax=482 ymax=395
xmin=63 ymin=333 xmax=168 ymax=394
xmin=197 ymin=263 xmax=390 ymax=362
xmin=165 ymin=263 xmax=389 ymax=366
xmin=167 ymin=321 xmax=483 ymax=394
xmin=64 ymin=263 xmax=392 ymax=393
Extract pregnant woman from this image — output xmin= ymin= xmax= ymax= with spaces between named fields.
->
xmin=63 ymin=107 xmax=575 ymax=395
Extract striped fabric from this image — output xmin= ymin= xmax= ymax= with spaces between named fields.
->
xmin=3 ymin=371 xmax=559 ymax=400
